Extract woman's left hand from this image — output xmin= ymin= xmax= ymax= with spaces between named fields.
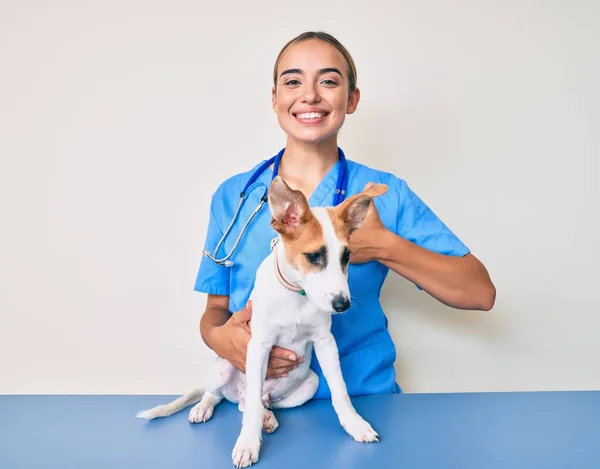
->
xmin=348 ymin=182 xmax=390 ymax=264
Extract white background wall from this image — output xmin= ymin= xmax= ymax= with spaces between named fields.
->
xmin=1 ymin=1 xmax=598 ymax=395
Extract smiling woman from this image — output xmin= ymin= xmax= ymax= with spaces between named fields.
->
xmin=195 ymin=30 xmax=496 ymax=402
xmin=270 ymin=32 xmax=360 ymax=167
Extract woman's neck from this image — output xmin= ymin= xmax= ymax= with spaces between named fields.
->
xmin=274 ymin=137 xmax=340 ymax=197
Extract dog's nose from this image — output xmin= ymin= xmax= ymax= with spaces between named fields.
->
xmin=332 ymin=295 xmax=350 ymax=312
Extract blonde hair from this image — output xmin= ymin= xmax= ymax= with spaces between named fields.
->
xmin=273 ymin=31 xmax=358 ymax=95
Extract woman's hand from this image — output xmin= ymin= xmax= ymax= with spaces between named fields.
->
xmin=210 ymin=300 xmax=304 ymax=379
xmin=348 ymin=182 xmax=389 ymax=264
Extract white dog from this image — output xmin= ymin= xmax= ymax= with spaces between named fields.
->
xmin=137 ymin=176 xmax=387 ymax=467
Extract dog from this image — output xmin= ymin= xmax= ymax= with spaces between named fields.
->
xmin=136 ymin=175 xmax=388 ymax=467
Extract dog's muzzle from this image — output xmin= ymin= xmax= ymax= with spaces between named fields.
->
xmin=332 ymin=295 xmax=350 ymax=313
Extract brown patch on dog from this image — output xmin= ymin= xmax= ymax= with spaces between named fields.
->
xmin=329 ymin=183 xmax=389 ymax=238
xmin=281 ymin=215 xmax=327 ymax=274
xmin=327 ymin=207 xmax=352 ymax=243
xmin=267 ymin=177 xmax=389 ymax=275
xmin=362 ymin=183 xmax=388 ymax=198
xmin=268 ymin=176 xmax=327 ymax=274
xmin=326 ymin=183 xmax=390 ymax=272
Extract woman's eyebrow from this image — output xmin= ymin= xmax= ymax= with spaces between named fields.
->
xmin=280 ymin=67 xmax=344 ymax=78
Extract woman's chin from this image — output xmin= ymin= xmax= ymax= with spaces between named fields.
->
xmin=284 ymin=128 xmax=341 ymax=145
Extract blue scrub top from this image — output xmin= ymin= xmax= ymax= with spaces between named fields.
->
xmin=194 ymin=149 xmax=470 ymax=399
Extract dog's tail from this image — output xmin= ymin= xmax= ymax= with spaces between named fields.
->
xmin=136 ymin=388 xmax=205 ymax=420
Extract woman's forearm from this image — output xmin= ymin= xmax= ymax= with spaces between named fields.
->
xmin=374 ymin=230 xmax=496 ymax=311
xmin=199 ymin=304 xmax=231 ymax=353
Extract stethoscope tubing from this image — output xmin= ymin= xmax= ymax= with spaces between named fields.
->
xmin=203 ymin=148 xmax=348 ymax=267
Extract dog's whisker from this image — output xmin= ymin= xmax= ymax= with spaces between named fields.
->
xmin=349 ymin=295 xmax=364 ymax=308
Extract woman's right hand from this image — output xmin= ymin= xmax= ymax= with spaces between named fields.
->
xmin=211 ymin=300 xmax=304 ymax=379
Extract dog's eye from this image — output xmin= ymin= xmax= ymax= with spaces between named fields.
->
xmin=306 ymin=252 xmax=321 ymax=263
xmin=304 ymin=247 xmax=327 ymax=266
xmin=341 ymin=248 xmax=351 ymax=264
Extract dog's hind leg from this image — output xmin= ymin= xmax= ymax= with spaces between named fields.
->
xmin=269 ymin=370 xmax=319 ymax=409
xmin=262 ymin=408 xmax=279 ymax=433
xmin=189 ymin=357 xmax=236 ymax=424
xmin=188 ymin=391 xmax=223 ymax=423
xmin=237 ymin=387 xmax=279 ymax=433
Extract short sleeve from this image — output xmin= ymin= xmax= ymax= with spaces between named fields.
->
xmin=193 ymin=193 xmax=230 ymax=296
xmin=395 ymin=178 xmax=470 ymax=257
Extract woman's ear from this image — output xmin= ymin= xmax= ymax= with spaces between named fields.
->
xmin=346 ymin=87 xmax=360 ymax=114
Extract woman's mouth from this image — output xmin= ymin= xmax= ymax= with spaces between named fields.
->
xmin=293 ymin=111 xmax=329 ymax=124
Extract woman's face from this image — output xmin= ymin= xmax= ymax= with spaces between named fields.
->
xmin=272 ymin=38 xmax=360 ymax=145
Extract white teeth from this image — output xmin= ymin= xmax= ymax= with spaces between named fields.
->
xmin=296 ymin=112 xmax=326 ymax=119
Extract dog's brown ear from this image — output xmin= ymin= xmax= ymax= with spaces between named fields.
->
xmin=337 ymin=195 xmax=371 ymax=233
xmin=361 ymin=183 xmax=388 ymax=198
xmin=336 ymin=183 xmax=388 ymax=233
xmin=268 ymin=176 xmax=311 ymax=234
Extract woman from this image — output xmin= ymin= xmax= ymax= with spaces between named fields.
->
xmin=194 ymin=31 xmax=496 ymax=400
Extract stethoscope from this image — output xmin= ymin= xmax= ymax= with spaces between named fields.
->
xmin=203 ymin=147 xmax=349 ymax=267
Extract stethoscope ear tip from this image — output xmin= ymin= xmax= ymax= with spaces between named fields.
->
xmin=224 ymin=260 xmax=233 ymax=267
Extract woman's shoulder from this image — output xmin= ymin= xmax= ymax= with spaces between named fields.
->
xmin=210 ymin=160 xmax=270 ymax=200
xmin=346 ymin=159 xmax=407 ymax=195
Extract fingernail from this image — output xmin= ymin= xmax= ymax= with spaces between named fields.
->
xmin=281 ymin=373 xmax=288 ymax=377
xmin=288 ymin=354 xmax=296 ymax=360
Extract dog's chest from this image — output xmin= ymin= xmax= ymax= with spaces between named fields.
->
xmin=271 ymin=309 xmax=327 ymax=344
xmin=276 ymin=322 xmax=314 ymax=344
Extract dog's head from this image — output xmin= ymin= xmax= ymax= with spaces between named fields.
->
xmin=268 ymin=175 xmax=388 ymax=313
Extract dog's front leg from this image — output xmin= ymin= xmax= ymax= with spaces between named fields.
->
xmin=314 ymin=333 xmax=379 ymax=443
xmin=232 ymin=336 xmax=272 ymax=468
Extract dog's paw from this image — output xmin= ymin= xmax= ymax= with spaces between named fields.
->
xmin=340 ymin=413 xmax=379 ymax=443
xmin=262 ymin=409 xmax=279 ymax=433
xmin=188 ymin=401 xmax=215 ymax=423
xmin=232 ymin=432 xmax=261 ymax=468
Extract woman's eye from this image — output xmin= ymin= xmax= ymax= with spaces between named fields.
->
xmin=321 ymin=79 xmax=337 ymax=85
xmin=285 ymin=79 xmax=300 ymax=85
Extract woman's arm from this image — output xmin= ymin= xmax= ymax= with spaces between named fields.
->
xmin=372 ymin=231 xmax=495 ymax=310
xmin=349 ymin=192 xmax=496 ymax=311
xmin=200 ymin=294 xmax=233 ymax=352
